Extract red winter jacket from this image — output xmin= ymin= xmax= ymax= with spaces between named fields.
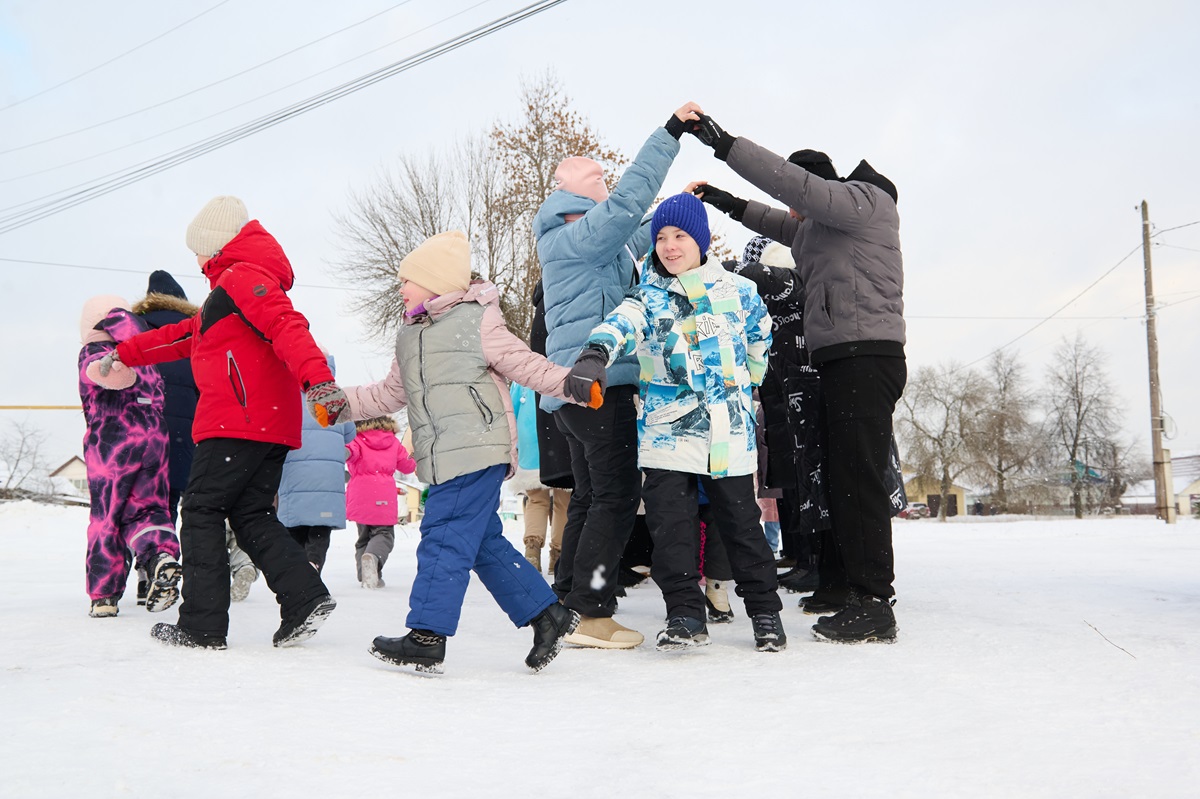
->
xmin=117 ymin=221 xmax=334 ymax=449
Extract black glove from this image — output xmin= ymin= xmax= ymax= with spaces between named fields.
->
xmin=693 ymin=184 xmax=747 ymax=222
xmin=664 ymin=114 xmax=690 ymax=140
xmin=564 ymin=347 xmax=608 ymax=405
xmin=690 ymin=114 xmax=736 ymax=160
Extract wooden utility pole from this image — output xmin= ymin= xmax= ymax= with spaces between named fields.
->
xmin=1141 ymin=200 xmax=1175 ymax=523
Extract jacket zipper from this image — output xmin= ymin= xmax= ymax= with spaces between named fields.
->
xmin=467 ymin=386 xmax=495 ymax=431
xmin=417 ymin=322 xmax=436 ymax=485
xmin=226 ymin=350 xmax=250 ymax=423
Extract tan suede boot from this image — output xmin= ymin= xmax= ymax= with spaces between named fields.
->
xmin=547 ymin=547 xmax=560 ymax=577
xmin=524 ymin=541 xmax=542 ymax=573
xmin=562 ymin=615 xmax=644 ymax=649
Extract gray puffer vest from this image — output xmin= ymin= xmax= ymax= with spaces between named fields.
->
xmin=396 ymin=303 xmax=510 ymax=485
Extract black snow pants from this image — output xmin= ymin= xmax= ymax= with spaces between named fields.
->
xmin=815 ymin=355 xmax=906 ymax=600
xmin=179 ymin=438 xmax=330 ymax=637
xmin=643 ymin=469 xmax=781 ymax=622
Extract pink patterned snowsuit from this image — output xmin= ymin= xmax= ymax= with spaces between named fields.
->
xmin=78 ymin=303 xmax=180 ymax=600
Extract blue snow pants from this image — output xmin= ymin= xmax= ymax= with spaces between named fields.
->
xmin=407 ymin=464 xmax=556 ymax=636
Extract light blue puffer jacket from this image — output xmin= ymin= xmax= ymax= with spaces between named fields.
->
xmin=532 ymin=127 xmax=680 ymax=411
xmin=277 ymin=357 xmax=356 ymax=528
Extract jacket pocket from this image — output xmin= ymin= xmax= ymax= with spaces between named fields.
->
xmin=226 ymin=350 xmax=248 ymax=410
xmin=467 ymin=386 xmax=495 ymax=431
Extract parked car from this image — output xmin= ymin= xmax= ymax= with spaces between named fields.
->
xmin=899 ymin=502 xmax=930 ymax=519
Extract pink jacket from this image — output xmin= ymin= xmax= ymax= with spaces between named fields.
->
xmin=345 ymin=429 xmax=417 ymax=525
xmin=345 ymin=281 xmax=576 ymax=482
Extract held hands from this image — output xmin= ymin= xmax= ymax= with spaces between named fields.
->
xmin=564 ymin=347 xmax=608 ymax=408
xmin=97 ymin=351 xmax=124 ymax=377
xmin=665 ymin=101 xmax=704 ymax=140
xmin=686 ymin=181 xmax=748 ymax=222
xmin=305 ymin=381 xmax=350 ymax=427
xmin=688 ymin=113 xmax=735 ymax=160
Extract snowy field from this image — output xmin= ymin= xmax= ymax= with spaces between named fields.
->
xmin=2 ymin=501 xmax=1198 ymax=799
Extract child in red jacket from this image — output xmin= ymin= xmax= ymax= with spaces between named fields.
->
xmin=99 ymin=196 xmax=350 ymax=650
xmin=346 ymin=416 xmax=417 ymax=589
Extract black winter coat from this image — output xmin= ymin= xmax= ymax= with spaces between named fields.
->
xmin=132 ymin=272 xmax=200 ymax=494
xmin=530 ymin=282 xmax=574 ymax=489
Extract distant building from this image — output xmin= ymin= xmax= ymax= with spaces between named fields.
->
xmin=1122 ymin=476 xmax=1200 ymax=516
xmin=49 ymin=456 xmax=87 ymax=497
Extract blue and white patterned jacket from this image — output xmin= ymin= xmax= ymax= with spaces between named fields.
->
xmin=586 ymin=259 xmax=771 ymax=478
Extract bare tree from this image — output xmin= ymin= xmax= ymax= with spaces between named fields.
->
xmin=490 ymin=70 xmax=628 ymax=339
xmin=0 ymin=421 xmax=50 ymax=496
xmin=896 ymin=362 xmax=988 ymax=520
xmin=333 ymin=150 xmax=464 ymax=344
xmin=334 ymin=71 xmax=628 ymax=343
xmin=1044 ymin=332 xmax=1120 ymax=519
xmin=967 ymin=350 xmax=1041 ymax=513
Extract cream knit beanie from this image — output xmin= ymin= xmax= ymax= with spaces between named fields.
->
xmin=396 ymin=231 xmax=471 ymax=297
xmin=186 ymin=196 xmax=249 ymax=257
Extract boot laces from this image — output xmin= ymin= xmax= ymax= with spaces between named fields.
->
xmin=752 ymin=613 xmax=780 ymax=634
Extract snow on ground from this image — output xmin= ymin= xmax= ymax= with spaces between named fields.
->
xmin=2 ymin=501 xmax=1199 ymax=798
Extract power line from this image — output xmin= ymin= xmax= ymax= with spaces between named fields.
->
xmin=0 ymin=257 xmax=355 ymax=292
xmin=0 ymin=0 xmax=568 ymax=233
xmin=955 ymin=243 xmax=1143 ymax=370
xmin=0 ymin=1 xmax=233 ymax=112
xmin=952 ymin=217 xmax=1200 ymax=371
xmin=0 ymin=0 xmax=419 ymax=156
xmin=1 ymin=0 xmax=492 ymax=190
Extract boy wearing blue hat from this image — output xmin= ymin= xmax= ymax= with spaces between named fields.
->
xmin=563 ymin=193 xmax=786 ymax=652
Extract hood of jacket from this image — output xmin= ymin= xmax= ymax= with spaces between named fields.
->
xmin=202 ymin=220 xmax=294 ymax=290
xmin=531 ymin=190 xmax=597 ymax=240
xmin=407 ymin=279 xmax=501 ymax=324
xmin=132 ymin=292 xmax=199 ymax=318
xmin=92 ymin=307 xmax=147 ymax=345
xmin=357 ymin=428 xmax=398 ymax=452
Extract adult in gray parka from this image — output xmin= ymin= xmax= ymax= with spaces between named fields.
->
xmin=686 ymin=115 xmax=905 ymax=644
xmin=532 ymin=102 xmax=701 ymax=649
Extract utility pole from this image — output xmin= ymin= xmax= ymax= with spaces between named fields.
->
xmin=1141 ymin=200 xmax=1175 ymax=523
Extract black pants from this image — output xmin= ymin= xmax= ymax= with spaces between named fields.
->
xmin=288 ymin=525 xmax=332 ymax=573
xmin=179 ymin=438 xmax=329 ymax=637
xmin=553 ymin=386 xmax=641 ymax=617
xmin=816 ymin=355 xmax=906 ymax=599
xmin=643 ymin=469 xmax=781 ymax=621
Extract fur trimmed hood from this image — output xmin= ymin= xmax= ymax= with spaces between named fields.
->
xmin=132 ymin=292 xmax=199 ymax=318
xmin=355 ymin=416 xmax=399 ymax=434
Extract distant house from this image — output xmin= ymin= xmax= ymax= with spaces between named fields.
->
xmin=1122 ymin=476 xmax=1200 ymax=516
xmin=49 ymin=456 xmax=88 ymax=496
xmin=903 ymin=475 xmax=978 ymax=518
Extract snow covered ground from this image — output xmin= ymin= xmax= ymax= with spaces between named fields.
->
xmin=2 ymin=502 xmax=1198 ymax=798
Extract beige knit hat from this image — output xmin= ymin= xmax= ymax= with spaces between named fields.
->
xmin=186 ymin=195 xmax=249 ymax=257
xmin=396 ymin=231 xmax=471 ymax=297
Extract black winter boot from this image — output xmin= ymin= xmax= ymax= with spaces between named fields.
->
xmin=751 ymin=611 xmax=787 ymax=652
xmin=370 ymin=629 xmax=447 ymax=674
xmin=655 ymin=616 xmax=710 ymax=651
xmin=151 ymin=622 xmax=227 ymax=650
xmin=273 ymin=594 xmax=336 ymax=647
xmin=811 ymin=591 xmax=897 ymax=643
xmin=777 ymin=567 xmax=820 ymax=594
xmin=525 ymin=602 xmax=580 ymax=672
xmin=799 ymin=587 xmax=851 ymax=615
xmin=143 ymin=552 xmax=182 ymax=613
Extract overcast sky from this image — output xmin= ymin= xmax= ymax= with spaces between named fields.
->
xmin=1 ymin=0 xmax=1198 ymax=472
